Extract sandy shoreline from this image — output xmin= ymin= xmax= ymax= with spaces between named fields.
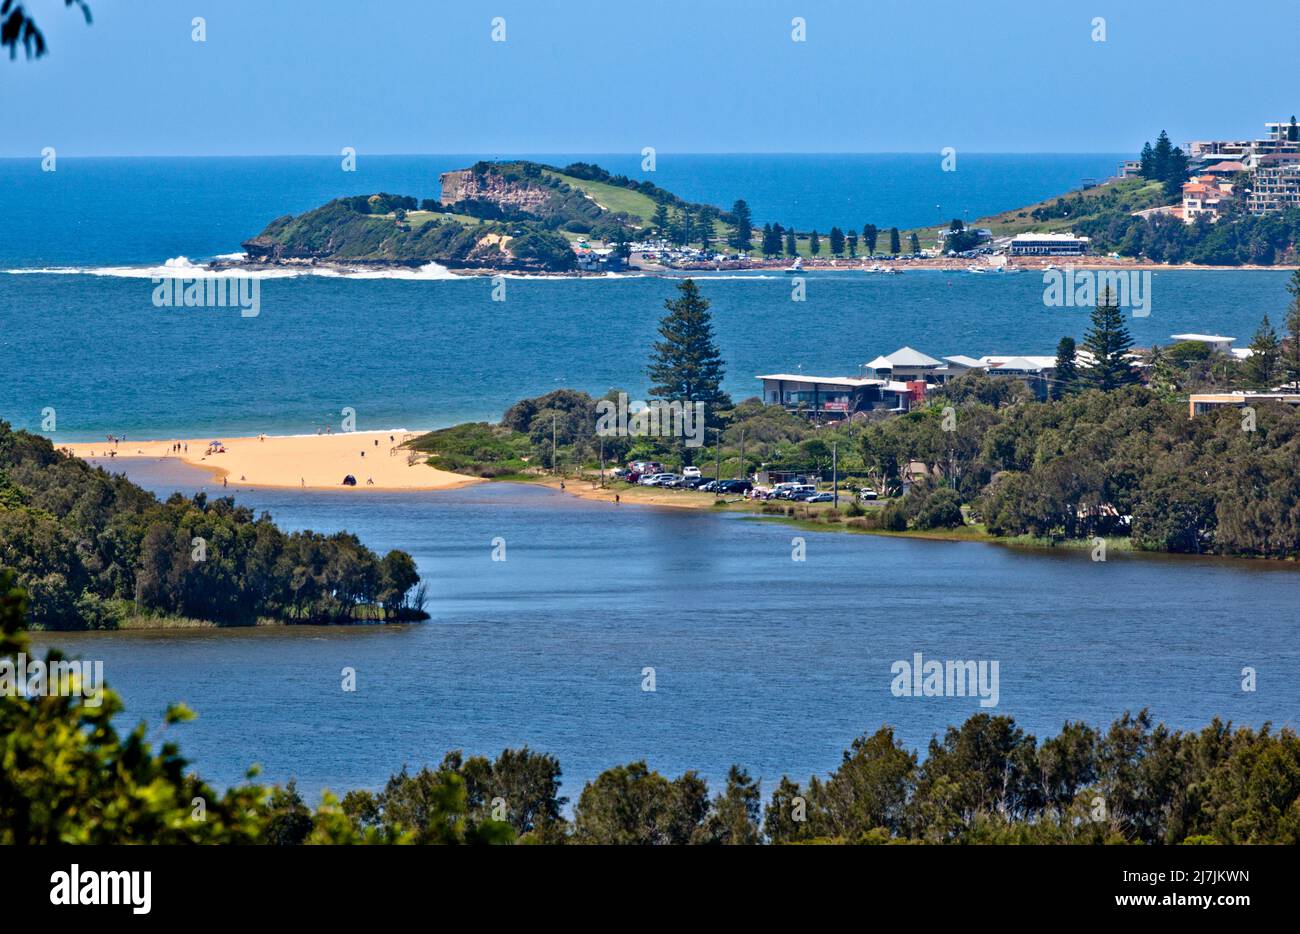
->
xmin=61 ymin=431 xmax=483 ymax=492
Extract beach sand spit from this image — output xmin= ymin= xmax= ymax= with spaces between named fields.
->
xmin=62 ymin=431 xmax=483 ymax=492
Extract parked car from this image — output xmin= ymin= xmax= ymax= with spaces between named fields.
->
xmin=682 ymin=466 xmax=702 ymax=479
xmin=679 ymin=476 xmax=710 ymax=489
xmin=805 ymin=492 xmax=835 ymax=503
xmin=779 ymin=484 xmax=817 ymax=500
xmin=699 ymin=480 xmax=719 ymax=492
xmin=858 ymin=488 xmax=879 ymax=501
xmin=716 ymin=480 xmax=753 ymax=494
xmin=641 ymin=473 xmax=679 ymax=486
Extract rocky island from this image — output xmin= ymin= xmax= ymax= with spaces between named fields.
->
xmin=233 ymin=159 xmax=725 ymax=275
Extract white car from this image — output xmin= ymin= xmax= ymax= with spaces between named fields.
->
xmin=682 ymin=466 xmax=701 ymax=479
xmin=640 ymin=473 xmax=676 ymax=486
xmin=858 ymin=488 xmax=879 ymax=501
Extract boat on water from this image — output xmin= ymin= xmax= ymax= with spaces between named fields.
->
xmin=966 ymin=265 xmax=987 ymax=274
xmin=784 ymin=258 xmax=805 ymax=275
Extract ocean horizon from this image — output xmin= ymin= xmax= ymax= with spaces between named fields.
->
xmin=0 ymin=152 xmax=1126 ymax=268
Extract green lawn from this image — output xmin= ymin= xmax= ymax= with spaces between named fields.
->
xmin=543 ymin=170 xmax=661 ymax=223
xmin=398 ymin=210 xmax=481 ymax=229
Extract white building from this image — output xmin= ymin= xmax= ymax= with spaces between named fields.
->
xmin=1008 ymin=232 xmax=1090 ymax=256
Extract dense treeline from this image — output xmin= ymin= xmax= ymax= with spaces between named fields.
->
xmin=1078 ymin=207 xmax=1300 ymax=265
xmin=5 ymin=576 xmax=1294 ymax=844
xmin=0 ymin=424 xmax=422 ymax=629
xmin=853 ymin=378 xmax=1300 ymax=557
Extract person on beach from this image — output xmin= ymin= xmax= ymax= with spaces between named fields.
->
xmin=615 ymin=493 xmax=620 ymax=504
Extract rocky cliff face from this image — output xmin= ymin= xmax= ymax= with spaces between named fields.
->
xmin=439 ymin=169 xmax=552 ymax=214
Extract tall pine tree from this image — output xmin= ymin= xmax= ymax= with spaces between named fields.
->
xmin=646 ymin=279 xmax=732 ymax=430
xmin=1081 ymin=286 xmax=1138 ymax=390
xmin=829 ymin=226 xmax=845 ymax=256
xmin=1052 ymin=336 xmax=1079 ymax=399
xmin=1282 ymin=269 xmax=1300 ymax=389
xmin=728 ymin=199 xmax=752 ymax=251
xmin=863 ymin=224 xmax=878 ymax=256
xmin=1244 ymin=313 xmax=1281 ymax=390
xmin=888 ymin=227 xmax=901 ymax=256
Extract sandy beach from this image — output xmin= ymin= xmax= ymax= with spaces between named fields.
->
xmin=61 ymin=431 xmax=483 ymax=492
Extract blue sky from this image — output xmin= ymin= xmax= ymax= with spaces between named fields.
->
xmin=3 ymin=0 xmax=1297 ymax=156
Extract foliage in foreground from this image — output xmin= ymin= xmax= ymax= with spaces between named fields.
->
xmin=0 ymin=424 xmax=422 ymax=629
xmin=3 ymin=571 xmax=1296 ymax=845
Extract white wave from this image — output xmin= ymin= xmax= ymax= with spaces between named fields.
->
xmin=336 ymin=261 xmax=459 ymax=280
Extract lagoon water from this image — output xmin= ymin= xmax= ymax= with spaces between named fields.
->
xmin=29 ymin=459 xmax=1300 ymax=800
xmin=6 ymin=154 xmax=1300 ymax=800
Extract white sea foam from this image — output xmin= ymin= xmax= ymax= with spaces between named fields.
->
xmin=3 ymin=258 xmax=651 ymax=281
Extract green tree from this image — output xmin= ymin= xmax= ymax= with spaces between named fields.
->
xmin=784 ymin=227 xmax=797 ymax=256
xmin=646 ymin=279 xmax=732 ymax=430
xmin=697 ymin=206 xmax=715 ymax=251
xmin=703 ymin=765 xmax=762 ymax=844
xmin=1052 ymin=336 xmax=1079 ymax=399
xmin=1282 ymin=268 xmax=1300 ymax=389
xmin=1145 ymin=344 xmax=1181 ymax=402
xmin=652 ymin=202 xmax=670 ymax=238
xmin=572 ymin=761 xmax=710 ymax=844
xmin=728 ymin=199 xmax=752 ymax=250
xmin=1244 ymin=313 xmax=1281 ymax=390
xmin=888 ymin=227 xmax=901 ymax=255
xmin=863 ymin=223 xmax=879 ymax=255
xmin=1080 ymin=286 xmax=1138 ymax=390
xmin=1138 ymin=141 xmax=1155 ymax=177
xmin=846 ymin=230 xmax=858 ymax=257
xmin=829 ymin=226 xmax=845 ymax=256
xmin=809 ymin=229 xmax=821 ymax=255
xmin=909 ymin=232 xmax=921 ymax=255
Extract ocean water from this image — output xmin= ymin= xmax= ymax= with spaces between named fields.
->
xmin=30 ymin=459 xmax=1300 ymax=800
xmin=0 ymin=153 xmax=1125 ymax=267
xmin=1 ymin=268 xmax=1292 ymax=441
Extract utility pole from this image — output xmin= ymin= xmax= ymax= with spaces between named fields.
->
xmin=738 ymin=429 xmax=746 ymax=480
xmin=832 ymin=440 xmax=838 ymax=507
xmin=714 ymin=428 xmax=722 ymax=494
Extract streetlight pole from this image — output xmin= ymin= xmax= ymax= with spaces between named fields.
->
xmin=714 ymin=427 xmax=722 ymax=495
xmin=832 ymin=440 xmax=838 ymax=508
